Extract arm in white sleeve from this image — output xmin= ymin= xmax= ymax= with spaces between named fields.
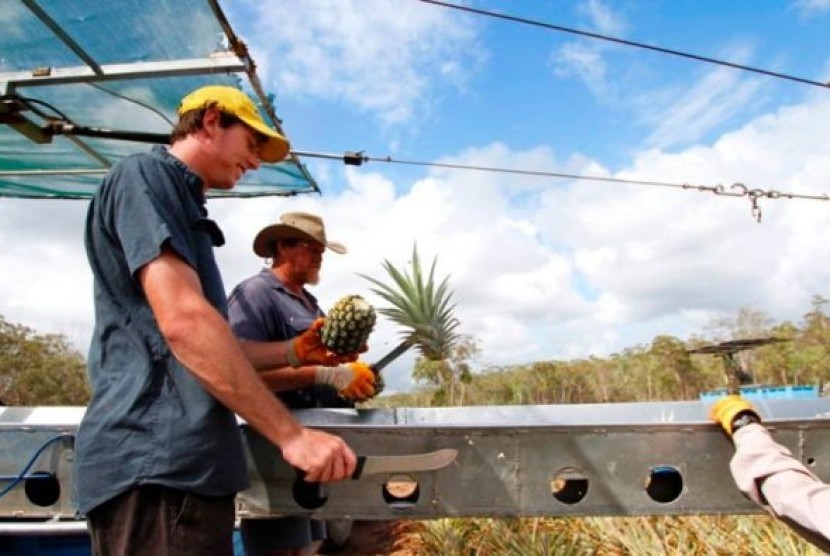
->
xmin=731 ymin=423 xmax=830 ymax=551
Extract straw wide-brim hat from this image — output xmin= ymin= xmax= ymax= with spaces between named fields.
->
xmin=253 ymin=212 xmax=347 ymax=257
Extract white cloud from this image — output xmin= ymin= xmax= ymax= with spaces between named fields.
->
xmin=551 ymin=42 xmax=609 ymax=96
xmin=534 ymin=93 xmax=830 ymax=346
xmin=580 ymin=0 xmax=627 ymax=35
xmin=5 ymin=91 xmax=830 ymax=392
xmin=792 ymin=0 xmax=830 ymax=17
xmin=549 ymin=0 xmax=625 ymax=97
xmin=3 ymin=91 xmax=830 ymax=393
xmin=642 ymin=64 xmax=765 ymax=149
xmin=549 ymin=7 xmax=776 ymax=151
xmin=0 ymin=200 xmax=92 ymax=349
xmin=3 ymin=3 xmax=830 ymax=395
xmin=238 ymin=0 xmax=484 ymax=126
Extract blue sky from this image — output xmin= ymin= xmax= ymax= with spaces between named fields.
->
xmin=237 ymin=1 xmax=829 ymax=164
xmin=2 ymin=0 xmax=830 ymax=395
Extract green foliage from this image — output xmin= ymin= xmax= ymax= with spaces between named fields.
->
xmin=705 ymin=307 xmax=776 ymax=341
xmin=380 ymin=298 xmax=830 ymax=409
xmin=361 ymin=244 xmax=460 ymax=360
xmin=0 ymin=315 xmax=90 ymax=405
xmin=411 ymin=335 xmax=478 ymax=405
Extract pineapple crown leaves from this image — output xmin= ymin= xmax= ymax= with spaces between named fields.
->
xmin=360 ymin=245 xmax=460 ymax=361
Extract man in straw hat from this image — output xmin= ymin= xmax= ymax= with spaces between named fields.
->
xmin=229 ymin=212 xmax=376 ymax=555
xmin=77 ymin=85 xmax=360 ymax=556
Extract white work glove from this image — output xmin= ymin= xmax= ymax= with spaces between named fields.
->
xmin=315 ymin=361 xmax=376 ymax=401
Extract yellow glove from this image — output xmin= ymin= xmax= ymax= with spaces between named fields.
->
xmin=709 ymin=395 xmax=760 ymax=436
xmin=288 ymin=318 xmax=360 ymax=367
xmin=315 ymin=361 xmax=376 ymax=401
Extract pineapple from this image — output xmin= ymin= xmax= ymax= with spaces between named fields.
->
xmin=361 ymin=245 xmax=460 ymax=361
xmin=320 ymin=294 xmax=377 ymax=354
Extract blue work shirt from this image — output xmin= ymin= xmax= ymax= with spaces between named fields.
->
xmin=228 ymin=269 xmax=350 ymax=408
xmin=76 ymin=145 xmax=247 ymax=514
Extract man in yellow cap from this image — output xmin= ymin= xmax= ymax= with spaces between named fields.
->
xmin=76 ymin=85 xmax=359 ymax=556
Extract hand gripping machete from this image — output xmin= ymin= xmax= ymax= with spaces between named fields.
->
xmin=293 ymin=448 xmax=458 ymax=509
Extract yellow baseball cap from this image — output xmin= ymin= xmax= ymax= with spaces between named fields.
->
xmin=178 ymin=85 xmax=290 ymax=163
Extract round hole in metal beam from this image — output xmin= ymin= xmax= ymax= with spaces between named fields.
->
xmin=551 ymin=467 xmax=589 ymax=505
xmin=382 ymin=474 xmax=419 ymax=512
xmin=645 ymin=465 xmax=683 ymax=503
xmin=292 ymin=478 xmax=328 ymax=510
xmin=24 ymin=471 xmax=61 ymax=507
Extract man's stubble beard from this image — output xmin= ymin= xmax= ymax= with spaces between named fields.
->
xmin=305 ymin=267 xmax=320 ymax=286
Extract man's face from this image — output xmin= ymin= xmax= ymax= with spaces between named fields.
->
xmin=202 ymin=110 xmax=263 ymax=189
xmin=284 ymin=240 xmax=325 ymax=286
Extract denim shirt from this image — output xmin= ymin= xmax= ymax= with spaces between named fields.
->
xmin=76 ymin=146 xmax=247 ymax=513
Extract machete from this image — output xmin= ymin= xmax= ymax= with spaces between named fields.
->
xmin=361 ymin=339 xmax=413 ymax=398
xmin=370 ymin=340 xmax=413 ymax=374
xmin=293 ymin=448 xmax=458 ymax=509
xmin=351 ymin=448 xmax=458 ymax=479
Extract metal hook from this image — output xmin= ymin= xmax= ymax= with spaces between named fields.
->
xmin=730 ymin=183 xmax=748 ymax=196
xmin=750 ymin=196 xmax=762 ymax=222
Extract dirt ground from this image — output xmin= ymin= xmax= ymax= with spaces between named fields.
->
xmin=319 ymin=520 xmax=425 ymax=555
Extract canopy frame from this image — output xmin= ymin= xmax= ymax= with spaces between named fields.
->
xmin=0 ymin=0 xmax=319 ymax=199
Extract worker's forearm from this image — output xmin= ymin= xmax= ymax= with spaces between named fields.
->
xmin=139 ymin=249 xmax=307 ymax=451
xmin=163 ymin=304 xmax=303 ymax=448
xmin=238 ymin=339 xmax=296 ymax=370
xmin=731 ymin=424 xmax=830 ymax=550
xmin=139 ymin=250 xmax=305 ymax=449
xmin=258 ymin=365 xmax=319 ymax=392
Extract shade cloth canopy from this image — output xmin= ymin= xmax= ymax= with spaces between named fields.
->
xmin=0 ymin=0 xmax=318 ymax=199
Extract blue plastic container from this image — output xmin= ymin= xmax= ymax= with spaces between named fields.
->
xmin=0 ymin=529 xmax=247 ymax=555
xmin=699 ymin=384 xmax=819 ymax=403
xmin=0 ymin=534 xmax=90 ymax=556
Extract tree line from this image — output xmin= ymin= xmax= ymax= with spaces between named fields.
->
xmin=2 ymin=294 xmax=829 ymax=407
xmin=0 ymin=315 xmax=90 ymax=405
xmin=378 ymin=295 xmax=830 ymax=408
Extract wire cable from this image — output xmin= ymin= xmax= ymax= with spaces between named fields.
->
xmin=418 ymin=0 xmax=830 ymax=90
xmin=15 ymin=96 xmax=74 ymax=123
xmin=87 ymin=83 xmax=175 ymax=126
xmin=0 ymin=433 xmax=74 ymax=499
xmin=291 ymin=149 xmax=830 ymax=222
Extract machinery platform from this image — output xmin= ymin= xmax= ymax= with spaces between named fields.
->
xmin=2 ymin=399 xmax=830 ymax=524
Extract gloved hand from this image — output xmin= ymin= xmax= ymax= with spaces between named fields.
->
xmin=709 ymin=394 xmax=761 ymax=436
xmin=288 ymin=318 xmax=360 ymax=367
xmin=315 ymin=361 xmax=376 ymax=401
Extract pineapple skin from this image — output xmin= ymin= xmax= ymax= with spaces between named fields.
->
xmin=320 ymin=294 xmax=377 ymax=354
